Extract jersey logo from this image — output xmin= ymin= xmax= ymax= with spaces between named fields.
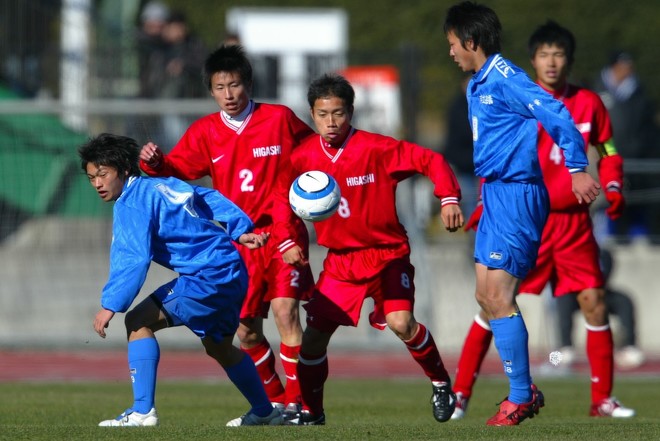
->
xmin=479 ymin=95 xmax=493 ymax=105
xmin=345 ymin=173 xmax=375 ymax=186
xmin=212 ymin=154 xmax=225 ymax=163
xmin=252 ymin=145 xmax=282 ymax=157
xmin=155 ymin=183 xmax=198 ymax=217
xmin=495 ymin=58 xmax=514 ymax=77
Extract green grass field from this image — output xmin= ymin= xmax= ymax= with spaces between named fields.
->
xmin=0 ymin=377 xmax=658 ymax=441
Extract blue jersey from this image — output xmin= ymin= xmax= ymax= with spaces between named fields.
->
xmin=101 ymin=176 xmax=253 ymax=313
xmin=467 ymin=54 xmax=588 ymax=182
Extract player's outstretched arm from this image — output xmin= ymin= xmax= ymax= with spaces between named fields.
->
xmin=238 ymin=232 xmax=269 ymax=249
xmin=571 ymin=172 xmax=601 ymax=204
xmin=139 ymin=142 xmax=163 ymax=168
xmin=440 ymin=203 xmax=464 ymax=232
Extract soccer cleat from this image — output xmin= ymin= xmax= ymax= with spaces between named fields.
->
xmin=486 ymin=384 xmax=544 ymax=426
xmin=450 ymin=392 xmax=469 ymax=420
xmin=226 ymin=407 xmax=283 ymax=427
xmin=283 ymin=403 xmax=301 ymax=419
xmin=431 ymin=383 xmax=457 ymax=423
xmin=98 ymin=408 xmax=159 ymax=427
xmin=590 ymin=397 xmax=635 ymax=418
xmin=283 ymin=409 xmax=326 ymax=426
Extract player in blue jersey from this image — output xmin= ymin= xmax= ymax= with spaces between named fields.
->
xmin=443 ymin=2 xmax=601 ymax=426
xmin=79 ymin=133 xmax=281 ymax=427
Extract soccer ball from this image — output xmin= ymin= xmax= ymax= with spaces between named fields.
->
xmin=289 ymin=170 xmax=341 ymax=222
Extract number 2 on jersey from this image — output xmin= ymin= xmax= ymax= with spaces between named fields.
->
xmin=239 ymin=169 xmax=254 ymax=192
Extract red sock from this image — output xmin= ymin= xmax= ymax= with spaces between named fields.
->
xmin=586 ymin=324 xmax=614 ymax=403
xmin=404 ymin=323 xmax=450 ymax=383
xmin=241 ymin=339 xmax=285 ymax=405
xmin=280 ymin=343 xmax=301 ymax=407
xmin=453 ymin=315 xmax=492 ymax=398
xmin=298 ymin=350 xmax=328 ymax=416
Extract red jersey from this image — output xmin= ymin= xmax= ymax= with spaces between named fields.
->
xmin=275 ymin=128 xmax=461 ymax=251
xmin=141 ymin=102 xmax=314 ymax=226
xmin=537 ymin=84 xmax=613 ymax=211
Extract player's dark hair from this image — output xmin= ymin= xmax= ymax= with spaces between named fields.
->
xmin=307 ymin=73 xmax=355 ymax=110
xmin=528 ymin=20 xmax=575 ymax=66
xmin=203 ymin=44 xmax=253 ymax=91
xmin=78 ymin=133 xmax=141 ymax=177
xmin=444 ymin=1 xmax=501 ymax=55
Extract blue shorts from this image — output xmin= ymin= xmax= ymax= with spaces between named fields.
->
xmin=475 ymin=181 xmax=549 ymax=279
xmin=150 ymin=263 xmax=248 ymax=343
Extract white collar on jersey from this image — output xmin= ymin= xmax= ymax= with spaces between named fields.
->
xmin=221 ymin=100 xmax=254 ymax=128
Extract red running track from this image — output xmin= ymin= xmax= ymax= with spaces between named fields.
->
xmin=0 ymin=350 xmax=656 ymax=382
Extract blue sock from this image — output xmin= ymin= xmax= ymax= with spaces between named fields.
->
xmin=225 ymin=353 xmax=272 ymax=417
xmin=490 ymin=313 xmax=533 ymax=404
xmin=128 ymin=337 xmax=160 ymax=414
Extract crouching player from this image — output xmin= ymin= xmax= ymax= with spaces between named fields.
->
xmin=79 ymin=133 xmax=281 ymax=427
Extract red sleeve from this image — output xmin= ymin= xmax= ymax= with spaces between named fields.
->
xmin=139 ymin=121 xmax=211 ymax=180
xmin=270 ymin=157 xmax=302 ymax=254
xmin=386 ymin=139 xmax=462 ymax=205
xmin=598 ymin=153 xmax=624 ymax=191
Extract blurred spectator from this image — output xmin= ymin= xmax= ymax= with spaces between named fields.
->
xmin=137 ymin=8 xmax=208 ymax=148
xmin=555 ymin=248 xmax=646 ymax=370
xmin=593 ymin=51 xmax=660 ymax=242
xmin=222 ymin=33 xmax=242 ymax=47
xmin=136 ymin=1 xmax=169 ymax=99
xmin=158 ymin=11 xmax=208 ymax=100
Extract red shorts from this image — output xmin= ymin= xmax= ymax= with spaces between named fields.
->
xmin=518 ymin=210 xmax=603 ymax=297
xmin=304 ymin=243 xmax=414 ymax=332
xmin=238 ymin=222 xmax=314 ymax=319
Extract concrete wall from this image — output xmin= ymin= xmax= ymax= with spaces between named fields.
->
xmin=1 ymin=218 xmax=658 ymax=356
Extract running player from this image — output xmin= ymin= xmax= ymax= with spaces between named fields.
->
xmin=452 ymin=20 xmax=635 ymax=420
xmin=139 ymin=45 xmax=315 ymax=419
xmin=80 ymin=133 xmax=280 ymax=427
xmin=272 ymin=73 xmax=464 ymax=425
xmin=443 ymin=2 xmax=601 ymax=426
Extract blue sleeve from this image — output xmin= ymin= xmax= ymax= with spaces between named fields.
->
xmin=100 ymin=204 xmax=152 ymax=313
xmin=193 ymin=186 xmax=254 ymax=242
xmin=504 ymin=77 xmax=588 ymax=170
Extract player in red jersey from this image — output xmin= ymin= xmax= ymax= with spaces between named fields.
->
xmin=271 ymin=73 xmax=464 ymax=425
xmin=139 ymin=45 xmax=315 ymax=422
xmin=452 ymin=21 xmax=635 ymax=420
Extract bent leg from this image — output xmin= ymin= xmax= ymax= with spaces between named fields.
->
xmin=236 ymin=316 xmax=285 ymax=405
xmin=203 ymin=336 xmax=272 ymax=417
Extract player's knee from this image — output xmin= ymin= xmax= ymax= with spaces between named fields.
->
xmin=124 ymin=309 xmax=145 ymax=333
xmin=386 ymin=312 xmax=415 ymax=340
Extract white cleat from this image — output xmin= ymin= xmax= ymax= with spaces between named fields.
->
xmin=451 ymin=393 xmax=468 ymax=420
xmin=98 ymin=408 xmax=159 ymax=427
xmin=590 ymin=397 xmax=635 ymax=418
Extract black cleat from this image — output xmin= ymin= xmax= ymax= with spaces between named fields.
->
xmin=431 ymin=383 xmax=457 ymax=423
xmin=283 ymin=409 xmax=326 ymax=426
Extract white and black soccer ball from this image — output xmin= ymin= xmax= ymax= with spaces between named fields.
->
xmin=289 ymin=170 xmax=341 ymax=222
